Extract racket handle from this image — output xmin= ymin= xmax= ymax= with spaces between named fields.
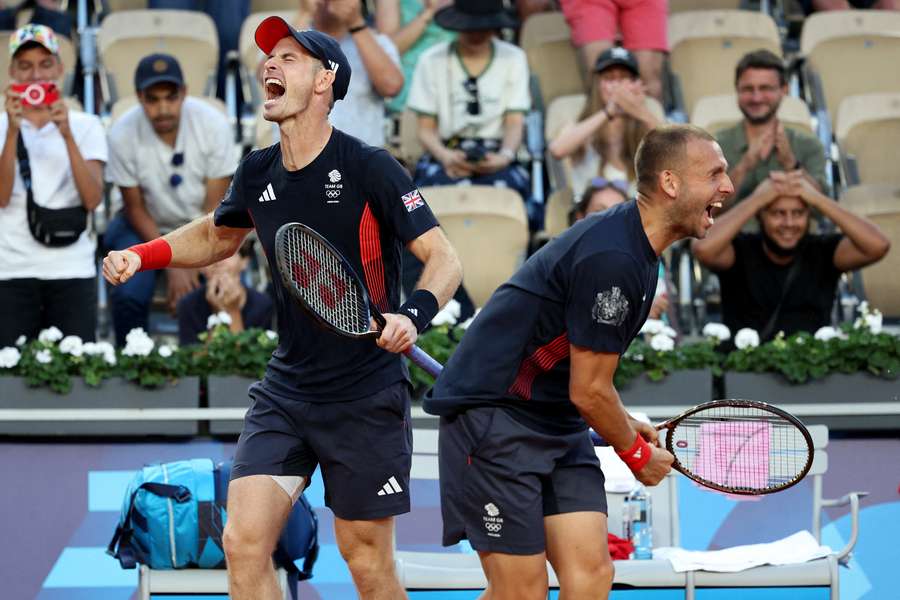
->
xmin=405 ymin=345 xmax=443 ymax=378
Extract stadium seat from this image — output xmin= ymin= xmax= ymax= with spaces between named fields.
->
xmin=835 ymin=93 xmax=900 ymax=186
xmin=0 ymin=30 xmax=77 ymax=92
xmin=138 ymin=565 xmax=291 ymax=600
xmin=669 ymin=0 xmax=740 ymax=11
xmin=668 ymin=10 xmax=781 ymax=117
xmin=250 ymin=0 xmax=297 ymax=11
xmin=800 ymin=10 xmax=900 ymax=128
xmin=519 ymin=12 xmax=583 ymax=108
xmin=691 ymin=93 xmax=814 ymax=136
xmin=105 ymin=0 xmax=147 ymax=11
xmin=841 ymin=183 xmax=900 ymax=318
xmin=543 ymin=186 xmax=574 ymax=240
xmin=394 ymin=109 xmax=425 ymax=168
xmin=109 ymin=94 xmax=228 ymax=125
xmin=97 ymin=10 xmax=219 ymax=102
xmin=419 ymin=185 xmax=529 ymax=307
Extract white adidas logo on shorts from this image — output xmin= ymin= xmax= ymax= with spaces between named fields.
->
xmin=377 ymin=476 xmax=403 ymax=496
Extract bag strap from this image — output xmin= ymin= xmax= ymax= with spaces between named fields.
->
xmin=760 ymin=252 xmax=805 ymax=341
xmin=15 ymin=131 xmax=35 ymax=214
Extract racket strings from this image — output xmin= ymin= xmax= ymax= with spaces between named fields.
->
xmin=282 ymin=229 xmax=370 ymax=334
xmin=668 ymin=405 xmax=810 ymax=493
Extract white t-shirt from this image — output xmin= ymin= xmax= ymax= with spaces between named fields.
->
xmin=106 ymin=97 xmax=241 ymax=233
xmin=0 ymin=111 xmax=107 ymax=280
xmin=407 ymin=39 xmax=531 ymax=141
xmin=329 ymin=32 xmax=400 ymax=147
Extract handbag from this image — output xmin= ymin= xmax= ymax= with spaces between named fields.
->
xmin=17 ymin=130 xmax=87 ymax=247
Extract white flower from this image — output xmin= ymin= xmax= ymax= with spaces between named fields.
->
xmin=864 ymin=310 xmax=883 ymax=334
xmin=702 ymin=322 xmax=731 ymax=342
xmin=858 ymin=300 xmax=869 ymax=315
xmin=59 ymin=335 xmax=83 ymax=357
xmin=83 ymin=341 xmax=114 ymax=356
xmin=123 ymin=328 xmax=154 ymax=357
xmin=662 ymin=325 xmax=678 ymax=339
xmin=103 ymin=350 xmax=117 ymax=366
xmin=0 ymin=347 xmax=21 ymax=368
xmin=431 ymin=299 xmax=462 ymax=326
xmin=639 ymin=319 xmax=665 ymax=335
xmin=216 ymin=311 xmax=232 ymax=326
xmin=15 ymin=335 xmax=26 ymax=347
xmin=206 ymin=314 xmax=221 ymax=329
xmin=35 ymin=349 xmax=53 ymax=364
xmin=38 ymin=326 xmax=63 ymax=344
xmin=649 ymin=333 xmax=675 ymax=352
xmin=814 ymin=326 xmax=839 ymax=342
xmin=265 ymin=330 xmax=278 ymax=340
xmin=158 ymin=345 xmax=174 ymax=358
xmin=734 ymin=328 xmax=760 ymax=349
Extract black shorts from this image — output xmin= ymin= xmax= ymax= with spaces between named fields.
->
xmin=438 ymin=406 xmax=607 ymax=555
xmin=231 ymin=380 xmax=412 ymax=520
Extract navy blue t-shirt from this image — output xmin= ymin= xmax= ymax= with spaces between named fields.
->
xmin=177 ymin=285 xmax=275 ymax=346
xmin=214 ymin=128 xmax=438 ymax=402
xmin=424 ymin=201 xmax=659 ymax=433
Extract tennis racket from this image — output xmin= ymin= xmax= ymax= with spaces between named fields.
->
xmin=274 ymin=222 xmax=443 ymax=378
xmin=592 ymin=399 xmax=814 ymax=495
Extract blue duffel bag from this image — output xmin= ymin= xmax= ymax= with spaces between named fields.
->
xmin=107 ymin=459 xmax=318 ymax=581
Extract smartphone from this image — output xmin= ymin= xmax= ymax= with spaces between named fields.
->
xmin=11 ymin=82 xmax=60 ymax=107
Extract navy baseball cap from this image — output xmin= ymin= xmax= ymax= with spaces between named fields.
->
xmin=255 ymin=17 xmax=351 ymax=102
xmin=134 ymin=53 xmax=185 ymax=92
xmin=594 ymin=46 xmax=640 ymax=77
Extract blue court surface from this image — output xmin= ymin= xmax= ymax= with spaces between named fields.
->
xmin=1 ymin=434 xmax=897 ymax=600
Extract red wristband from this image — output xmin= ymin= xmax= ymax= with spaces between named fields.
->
xmin=616 ymin=433 xmax=652 ymax=473
xmin=128 ymin=238 xmax=172 ymax=272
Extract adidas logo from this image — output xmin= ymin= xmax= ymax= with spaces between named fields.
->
xmin=377 ymin=476 xmax=403 ymax=496
xmin=406 ymin=308 xmax=418 ymax=317
xmin=258 ymin=183 xmax=276 ymax=203
xmin=329 ymin=60 xmax=340 ymax=74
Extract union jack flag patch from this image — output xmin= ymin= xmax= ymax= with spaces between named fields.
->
xmin=401 ymin=189 xmax=424 ymax=213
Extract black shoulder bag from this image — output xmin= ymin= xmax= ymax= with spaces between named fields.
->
xmin=17 ymin=130 xmax=87 ymax=247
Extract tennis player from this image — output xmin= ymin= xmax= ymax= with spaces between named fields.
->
xmin=103 ymin=18 xmax=462 ymax=600
xmin=424 ymin=124 xmax=735 ymax=600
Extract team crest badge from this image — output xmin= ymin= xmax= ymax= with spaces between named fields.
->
xmin=592 ymin=287 xmax=629 ymax=326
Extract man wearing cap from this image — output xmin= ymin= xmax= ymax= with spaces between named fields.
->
xmin=102 ymin=20 xmax=462 ymax=600
xmin=0 ymin=24 xmax=106 ymax=346
xmin=104 ymin=53 xmax=241 ymax=346
xmin=406 ymin=0 xmax=531 ymax=201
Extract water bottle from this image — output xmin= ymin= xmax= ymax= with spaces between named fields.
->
xmin=623 ymin=483 xmax=653 ymax=559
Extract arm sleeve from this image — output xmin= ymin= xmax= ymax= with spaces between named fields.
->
xmin=503 ymin=48 xmax=531 ymax=113
xmin=565 ymin=251 xmax=646 ymax=354
xmin=204 ymin=113 xmax=241 ymax=179
xmin=406 ymin=50 xmax=437 ymax=116
xmin=364 ymin=149 xmax=438 ymax=244
xmin=213 ymin=160 xmax=253 ymax=229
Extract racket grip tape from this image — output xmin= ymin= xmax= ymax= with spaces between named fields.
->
xmin=616 ymin=432 xmax=652 ymax=473
xmin=405 ymin=345 xmax=443 ymax=378
xmin=128 ymin=238 xmax=172 ymax=272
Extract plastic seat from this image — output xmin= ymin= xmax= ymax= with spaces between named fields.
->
xmin=669 ymin=0 xmax=740 ymax=11
xmin=669 ymin=10 xmax=781 ymax=117
xmin=836 ymin=93 xmax=900 ymax=186
xmin=520 ymin=12 xmax=583 ymax=107
xmin=250 ymin=0 xmax=297 ymax=11
xmin=691 ymin=93 xmax=814 ymax=135
xmin=97 ymin=9 xmax=219 ymax=102
xmin=104 ymin=0 xmax=147 ymax=11
xmin=419 ymin=185 xmax=529 ymax=308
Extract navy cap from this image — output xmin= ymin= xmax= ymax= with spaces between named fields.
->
xmin=134 ymin=53 xmax=185 ymax=92
xmin=255 ymin=17 xmax=351 ymax=102
xmin=594 ymin=46 xmax=640 ymax=77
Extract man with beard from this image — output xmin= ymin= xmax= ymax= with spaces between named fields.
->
xmin=105 ymin=53 xmax=240 ymax=345
xmin=692 ymin=171 xmax=890 ymax=341
xmin=717 ymin=50 xmax=829 ymax=206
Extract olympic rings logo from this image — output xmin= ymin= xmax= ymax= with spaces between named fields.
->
xmin=325 ymin=189 xmax=341 ymax=199
xmin=485 ymin=522 xmax=502 ymax=533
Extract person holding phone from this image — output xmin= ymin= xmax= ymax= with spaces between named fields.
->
xmin=0 ymin=24 xmax=106 ymax=347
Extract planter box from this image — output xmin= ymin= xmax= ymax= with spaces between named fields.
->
xmin=207 ymin=375 xmax=256 ymax=435
xmin=0 ymin=377 xmax=199 ymax=436
xmin=618 ymin=369 xmax=715 ymax=411
xmin=724 ymin=372 xmax=900 ymax=430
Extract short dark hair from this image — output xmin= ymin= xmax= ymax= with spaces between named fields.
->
xmin=734 ymin=49 xmax=786 ymax=87
xmin=634 ymin=124 xmax=716 ymax=196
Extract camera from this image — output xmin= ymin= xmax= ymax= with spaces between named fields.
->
xmin=12 ymin=82 xmax=60 ymax=107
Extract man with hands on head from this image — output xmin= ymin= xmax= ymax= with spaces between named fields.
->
xmin=692 ymin=170 xmax=890 ymax=340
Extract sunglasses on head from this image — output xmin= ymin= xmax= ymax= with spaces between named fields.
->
xmin=170 ymin=152 xmax=184 ymax=188
xmin=463 ymin=77 xmax=480 ymax=116
xmin=590 ymin=176 xmax=629 ymax=194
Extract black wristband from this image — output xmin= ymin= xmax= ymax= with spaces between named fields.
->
xmin=349 ymin=22 xmax=368 ymax=34
xmin=399 ymin=289 xmax=439 ymax=333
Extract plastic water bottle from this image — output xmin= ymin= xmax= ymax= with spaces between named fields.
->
xmin=623 ymin=483 xmax=653 ymax=559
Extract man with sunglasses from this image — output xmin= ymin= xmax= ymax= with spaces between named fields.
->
xmin=105 ymin=53 xmax=241 ymax=346
xmin=406 ymin=0 xmax=530 ymax=201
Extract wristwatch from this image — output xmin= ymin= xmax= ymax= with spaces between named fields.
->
xmin=499 ymin=147 xmax=516 ymax=162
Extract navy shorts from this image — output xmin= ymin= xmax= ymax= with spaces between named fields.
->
xmin=231 ymin=380 xmax=412 ymax=520
xmin=439 ymin=406 xmax=607 ymax=555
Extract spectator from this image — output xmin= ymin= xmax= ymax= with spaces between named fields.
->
xmin=177 ymin=239 xmax=273 ymax=345
xmin=375 ymin=0 xmax=456 ymax=114
xmin=560 ymin=0 xmax=667 ymax=101
xmin=407 ymin=0 xmax=530 ymax=201
xmin=311 ymin=0 xmax=404 ymax=147
xmin=0 ymin=24 xmax=106 ymax=346
xmin=692 ymin=172 xmax=890 ymax=340
xmin=105 ymin=53 xmax=240 ymax=346
xmin=549 ymin=47 xmax=661 ymax=198
xmin=571 ymin=178 xmax=671 ymax=322
xmin=0 ymin=1 xmax=73 ymax=38
xmin=718 ymin=50 xmax=829 ymax=207
xmin=801 ymin=0 xmax=899 ymax=13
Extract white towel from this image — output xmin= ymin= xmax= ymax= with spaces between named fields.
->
xmin=654 ymin=531 xmax=833 ymax=573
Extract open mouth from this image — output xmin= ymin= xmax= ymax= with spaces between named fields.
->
xmin=705 ymin=201 xmax=723 ymax=225
xmin=265 ymin=77 xmax=285 ymax=101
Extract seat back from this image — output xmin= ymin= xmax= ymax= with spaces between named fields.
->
xmin=250 ymin=0 xmax=297 ymax=11
xmin=669 ymin=0 xmax=740 ymax=11
xmin=669 ymin=10 xmax=781 ymax=117
xmin=800 ymin=10 xmax=900 ymax=126
xmin=543 ymin=186 xmax=574 ymax=239
xmin=97 ymin=10 xmax=219 ymax=101
xmin=106 ymin=0 xmax=147 ymax=10
xmin=420 ymin=186 xmax=529 ymax=307
xmin=841 ymin=184 xmax=900 ymax=317
xmin=691 ymin=93 xmax=814 ymax=135
xmin=396 ymin=109 xmax=425 ymax=167
xmin=0 ymin=31 xmax=78 ymax=92
xmin=836 ymin=93 xmax=900 ymax=186
xmin=521 ymin=12 xmax=583 ymax=107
